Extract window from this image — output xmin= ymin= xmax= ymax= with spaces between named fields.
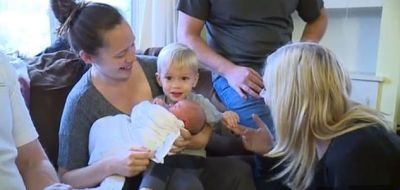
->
xmin=0 ymin=0 xmax=51 ymax=57
xmin=0 ymin=0 xmax=131 ymax=57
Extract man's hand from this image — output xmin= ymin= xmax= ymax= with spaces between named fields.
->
xmin=223 ymin=65 xmax=263 ymax=98
xmin=240 ymin=114 xmax=274 ymax=155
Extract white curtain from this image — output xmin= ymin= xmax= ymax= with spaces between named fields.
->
xmin=132 ymin=0 xmax=178 ymax=50
xmin=0 ymin=0 xmax=51 ymax=56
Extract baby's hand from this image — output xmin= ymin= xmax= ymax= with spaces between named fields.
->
xmin=152 ymin=98 xmax=166 ymax=106
xmin=222 ymin=111 xmax=239 ymax=129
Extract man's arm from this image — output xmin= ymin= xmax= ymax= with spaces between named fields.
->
xmin=16 ymin=139 xmax=60 ymax=190
xmin=300 ymin=8 xmax=328 ymax=43
xmin=178 ymin=11 xmax=263 ymax=98
xmin=177 ymin=11 xmax=234 ymax=75
xmin=178 ymin=11 xmax=235 ymax=75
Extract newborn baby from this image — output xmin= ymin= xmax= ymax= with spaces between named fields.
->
xmin=87 ymin=100 xmax=206 ymax=190
xmin=166 ymin=99 xmax=206 ymax=135
xmin=88 ymin=99 xmax=206 ymax=166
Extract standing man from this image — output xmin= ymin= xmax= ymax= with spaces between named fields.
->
xmin=178 ymin=2 xmax=327 ymax=188
xmin=177 ymin=0 xmax=327 ymax=151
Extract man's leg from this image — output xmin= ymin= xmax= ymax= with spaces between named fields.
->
xmin=212 ymin=76 xmax=279 ymax=189
xmin=213 ymin=76 xmax=274 ymax=133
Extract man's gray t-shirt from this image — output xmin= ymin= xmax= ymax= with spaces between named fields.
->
xmin=178 ymin=0 xmax=324 ymax=73
xmin=58 ymin=55 xmax=162 ymax=170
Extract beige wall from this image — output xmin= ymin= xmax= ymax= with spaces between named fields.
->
xmin=376 ymin=0 xmax=400 ymax=130
xmin=293 ymin=0 xmax=400 ymax=130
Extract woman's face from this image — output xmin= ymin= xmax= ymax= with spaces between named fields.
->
xmin=259 ymin=87 xmax=269 ymax=106
xmin=92 ymin=21 xmax=137 ymax=82
xmin=262 ymin=51 xmax=280 ymax=107
xmin=261 ymin=66 xmax=273 ymax=107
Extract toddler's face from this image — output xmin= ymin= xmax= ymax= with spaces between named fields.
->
xmin=157 ymin=64 xmax=198 ymax=103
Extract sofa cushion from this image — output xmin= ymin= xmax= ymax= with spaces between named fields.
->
xmin=28 ymin=50 xmax=87 ymax=167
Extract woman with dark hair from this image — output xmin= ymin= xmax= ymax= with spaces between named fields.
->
xmin=54 ymin=1 xmax=255 ymax=189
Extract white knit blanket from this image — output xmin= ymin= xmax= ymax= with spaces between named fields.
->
xmin=87 ymin=101 xmax=184 ymax=190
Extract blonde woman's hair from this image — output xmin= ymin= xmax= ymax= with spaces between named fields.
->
xmin=263 ymin=42 xmax=387 ymax=190
xmin=157 ymin=43 xmax=199 ymax=73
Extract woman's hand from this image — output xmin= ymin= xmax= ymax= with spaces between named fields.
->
xmin=187 ymin=124 xmax=212 ymax=149
xmin=170 ymin=124 xmax=212 ymax=153
xmin=240 ymin=114 xmax=274 ymax=155
xmin=170 ymin=128 xmax=191 ymax=154
xmin=110 ymin=147 xmax=153 ymax=177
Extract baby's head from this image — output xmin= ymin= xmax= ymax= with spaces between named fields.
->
xmin=156 ymin=43 xmax=199 ymax=103
xmin=169 ymin=99 xmax=206 ymax=135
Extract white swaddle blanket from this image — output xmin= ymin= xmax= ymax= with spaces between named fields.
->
xmin=87 ymin=101 xmax=184 ymax=190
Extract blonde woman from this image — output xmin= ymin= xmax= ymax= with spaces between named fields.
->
xmin=238 ymin=42 xmax=400 ymax=189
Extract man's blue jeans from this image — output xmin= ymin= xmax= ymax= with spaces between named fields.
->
xmin=213 ymin=76 xmax=275 ymax=135
xmin=213 ymin=75 xmax=276 ymax=182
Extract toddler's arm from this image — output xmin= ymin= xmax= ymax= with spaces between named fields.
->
xmin=222 ymin=111 xmax=239 ymax=129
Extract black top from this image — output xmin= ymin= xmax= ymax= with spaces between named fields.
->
xmin=177 ymin=0 xmax=324 ymax=74
xmin=310 ymin=125 xmax=400 ymax=189
xmin=259 ymin=125 xmax=400 ymax=190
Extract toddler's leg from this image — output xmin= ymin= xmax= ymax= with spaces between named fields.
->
xmin=140 ymin=162 xmax=172 ymax=190
xmin=166 ymin=169 xmax=203 ymax=190
xmin=201 ymin=156 xmax=256 ymax=190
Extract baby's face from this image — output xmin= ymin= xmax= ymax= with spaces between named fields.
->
xmin=157 ymin=64 xmax=198 ymax=103
xmin=169 ymin=100 xmax=205 ymax=134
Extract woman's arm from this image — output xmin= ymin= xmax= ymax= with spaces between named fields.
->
xmin=170 ymin=123 xmax=212 ymax=153
xmin=58 ymin=160 xmax=111 ymax=188
xmin=187 ymin=124 xmax=213 ymax=149
xmin=59 ymin=147 xmax=152 ymax=188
